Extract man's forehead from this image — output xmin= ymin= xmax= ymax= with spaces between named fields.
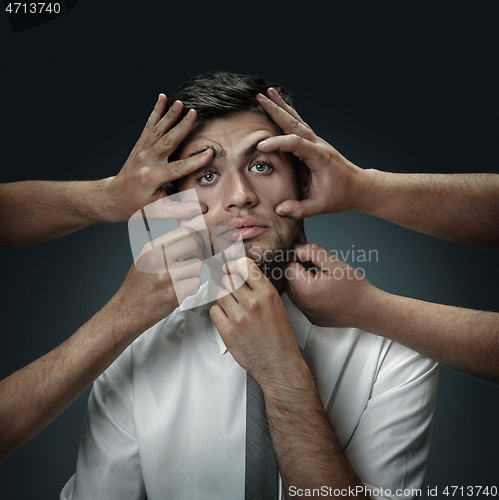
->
xmin=180 ymin=111 xmax=283 ymax=158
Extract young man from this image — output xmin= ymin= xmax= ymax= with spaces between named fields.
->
xmin=61 ymin=72 xmax=437 ymax=500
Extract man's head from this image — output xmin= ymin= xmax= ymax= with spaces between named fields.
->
xmin=165 ymin=71 xmax=294 ymax=127
xmin=169 ymin=72 xmax=308 ymax=270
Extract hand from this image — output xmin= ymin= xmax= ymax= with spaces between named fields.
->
xmin=256 ymin=89 xmax=367 ymax=218
xmin=105 ymin=94 xmax=213 ymax=222
xmin=285 ymin=243 xmax=374 ymax=328
xmin=209 ymin=258 xmax=303 ymax=383
xmin=110 ymin=225 xmax=205 ymax=336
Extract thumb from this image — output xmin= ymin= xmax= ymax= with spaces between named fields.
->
xmin=275 ymin=198 xmax=323 ymax=219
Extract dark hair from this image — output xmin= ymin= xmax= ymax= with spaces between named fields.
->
xmin=166 ymin=71 xmax=294 ymax=124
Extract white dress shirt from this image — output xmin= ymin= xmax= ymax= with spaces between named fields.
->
xmin=61 ymin=284 xmax=438 ymax=500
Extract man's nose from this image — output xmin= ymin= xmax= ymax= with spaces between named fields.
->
xmin=223 ymin=172 xmax=258 ymax=210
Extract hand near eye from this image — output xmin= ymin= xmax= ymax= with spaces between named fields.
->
xmin=105 ymin=95 xmax=213 ymax=222
xmin=256 ymin=89 xmax=368 ymax=219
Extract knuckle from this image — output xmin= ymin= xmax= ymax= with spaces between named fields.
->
xmin=247 ymin=298 xmax=260 ymax=312
xmin=136 ymin=150 xmax=148 ymax=164
xmin=161 ymin=134 xmax=174 ymax=149
xmin=233 ymin=311 xmax=246 ymax=325
xmin=138 ymin=166 xmax=153 ymax=185
xmin=168 ymin=159 xmax=184 ymax=177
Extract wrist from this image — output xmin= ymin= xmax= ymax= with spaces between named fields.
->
xmin=258 ymin=355 xmax=313 ymax=400
xmin=94 ymin=176 xmax=126 ymax=223
xmin=352 ymin=168 xmax=390 ymax=215
xmin=353 ymin=284 xmax=392 ymax=333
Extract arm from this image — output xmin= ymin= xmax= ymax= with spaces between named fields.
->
xmin=286 ymin=243 xmax=499 ymax=384
xmin=0 ymin=94 xmax=211 ymax=247
xmin=256 ymin=90 xmax=499 ymax=248
xmin=209 ymin=258 xmax=370 ymax=499
xmin=0 ymin=224 xmax=205 ymax=462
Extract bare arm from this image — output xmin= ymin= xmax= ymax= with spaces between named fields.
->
xmin=0 ymin=179 xmax=113 ymax=246
xmin=260 ymin=360 xmax=367 ymax=498
xmin=210 ymin=258 xmax=369 ymax=498
xmin=286 ymin=244 xmax=499 ymax=384
xmin=256 ymin=90 xmax=499 ymax=248
xmin=356 ymin=171 xmax=499 ymax=248
xmin=0 ymin=94 xmax=211 ymax=247
xmin=0 ymin=223 xmax=206 ymax=463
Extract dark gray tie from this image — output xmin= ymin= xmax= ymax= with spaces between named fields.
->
xmin=245 ymin=372 xmax=279 ymax=499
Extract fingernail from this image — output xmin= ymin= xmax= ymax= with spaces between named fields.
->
xmin=257 ymin=140 xmax=267 ymax=149
xmin=257 ymin=93 xmax=270 ymax=101
xmin=269 ymin=88 xmax=280 ymax=98
xmin=172 ymin=100 xmax=181 ymax=112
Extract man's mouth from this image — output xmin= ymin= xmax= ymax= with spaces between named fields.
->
xmin=219 ymin=218 xmax=269 ymax=241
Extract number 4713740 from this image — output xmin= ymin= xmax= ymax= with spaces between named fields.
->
xmin=443 ymin=486 xmax=497 ymax=497
xmin=5 ymin=3 xmax=61 ymax=14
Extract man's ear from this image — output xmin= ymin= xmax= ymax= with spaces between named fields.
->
xmin=297 ymin=160 xmax=311 ymax=200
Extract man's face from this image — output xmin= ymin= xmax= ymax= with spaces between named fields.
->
xmin=176 ymin=111 xmax=307 ymax=265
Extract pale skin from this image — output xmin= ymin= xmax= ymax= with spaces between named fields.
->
xmin=257 ymin=89 xmax=499 ymax=383
xmin=176 ymin=112 xmax=370 ymax=497
xmin=0 ymin=95 xmax=212 ymax=462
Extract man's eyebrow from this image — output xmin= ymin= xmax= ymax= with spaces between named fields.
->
xmin=242 ymin=137 xmax=272 ymax=157
xmin=187 ymin=137 xmax=277 ymax=159
xmin=188 ymin=145 xmax=225 ymax=159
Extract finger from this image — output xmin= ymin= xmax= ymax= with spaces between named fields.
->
xmin=174 ymin=276 xmax=202 ymax=304
xmin=284 ymin=262 xmax=314 ymax=308
xmin=209 ymin=304 xmax=231 ymax=335
xmin=138 ymin=226 xmax=201 ymax=258
xmin=274 ymin=197 xmax=326 ymax=219
xmin=222 ymin=272 xmax=246 ymax=294
xmin=131 ymin=199 xmax=204 ymax=221
xmin=162 ymin=233 xmax=204 ymax=264
xmin=169 ymin=258 xmax=203 ymax=281
xmin=223 ymin=257 xmax=263 ymax=290
xmin=266 ymin=88 xmax=313 ymax=132
xmin=256 ymin=93 xmax=316 ymax=141
xmin=150 ymin=108 xmax=198 ymax=157
xmin=145 ymin=199 xmax=206 ymax=221
xmin=293 ymin=243 xmax=337 ymax=269
xmin=257 ymin=134 xmax=324 ymax=166
xmin=216 ymin=287 xmax=238 ymax=308
xmin=153 ymin=147 xmax=214 ymax=185
xmin=141 ymin=99 xmax=185 ymax=149
xmin=146 ymin=94 xmax=167 ymax=129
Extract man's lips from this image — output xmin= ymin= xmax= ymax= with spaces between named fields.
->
xmin=222 ymin=226 xmax=268 ymax=241
xmin=219 ymin=218 xmax=269 ymax=241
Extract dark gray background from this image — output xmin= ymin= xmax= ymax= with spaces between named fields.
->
xmin=1 ymin=1 xmax=498 ymax=498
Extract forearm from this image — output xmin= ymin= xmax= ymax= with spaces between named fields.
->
xmin=0 ymin=298 xmax=140 ymax=463
xmin=356 ymin=171 xmax=499 ymax=247
xmin=355 ymin=287 xmax=499 ymax=383
xmin=259 ymin=359 xmax=369 ymax=499
xmin=0 ymin=179 xmax=117 ymax=247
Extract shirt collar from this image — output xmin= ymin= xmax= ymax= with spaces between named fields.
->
xmin=181 ymin=280 xmax=312 ymax=355
xmin=209 ymin=290 xmax=312 ymax=356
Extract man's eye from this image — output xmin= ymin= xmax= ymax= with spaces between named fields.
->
xmin=250 ymin=163 xmax=273 ymax=174
xmin=198 ymin=172 xmax=218 ymax=184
